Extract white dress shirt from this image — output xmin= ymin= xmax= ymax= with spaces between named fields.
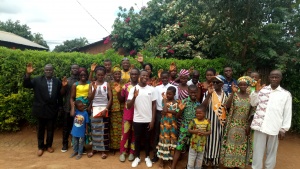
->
xmin=155 ymin=83 xmax=178 ymax=111
xmin=250 ymin=85 xmax=292 ymax=135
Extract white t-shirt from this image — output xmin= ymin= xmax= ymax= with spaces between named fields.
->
xmin=128 ymin=84 xmax=157 ymax=123
xmin=155 ymin=83 xmax=178 ymax=111
xmin=187 ymin=79 xmax=200 ymax=86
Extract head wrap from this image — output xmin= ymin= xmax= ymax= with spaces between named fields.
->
xmin=214 ymin=75 xmax=226 ymax=83
xmin=179 ymin=69 xmax=189 ymax=77
xmin=112 ymin=65 xmax=122 ymax=73
xmin=238 ymin=76 xmax=257 ymax=86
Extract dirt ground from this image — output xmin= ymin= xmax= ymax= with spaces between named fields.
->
xmin=0 ymin=127 xmax=299 ymax=169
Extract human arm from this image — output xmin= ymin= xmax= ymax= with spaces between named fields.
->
xmin=176 ymin=100 xmax=186 ymax=119
xmin=88 ymin=82 xmax=97 ymax=101
xmin=196 ymin=83 xmax=202 ymax=102
xmin=60 ymin=76 xmax=68 ymax=95
xmin=106 ymin=83 xmax=113 ymax=110
xmin=70 ymin=83 xmax=76 ymax=106
xmin=117 ymin=85 xmax=126 ymax=103
xmin=279 ymin=93 xmax=293 ymax=140
xmin=148 ymin=100 xmax=156 ymax=131
xmin=23 ymin=63 xmax=35 ymax=88
xmin=70 ymin=101 xmax=75 ymax=116
xmin=226 ymin=82 xmax=238 ymax=109
xmin=126 ymin=87 xmax=139 ymax=109
xmin=201 ymin=82 xmax=214 ymax=108
xmin=88 ymin=63 xmax=97 ymax=81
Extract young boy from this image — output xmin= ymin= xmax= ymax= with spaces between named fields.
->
xmin=69 ymin=100 xmax=89 ymax=160
xmin=188 ymin=105 xmax=211 ymax=169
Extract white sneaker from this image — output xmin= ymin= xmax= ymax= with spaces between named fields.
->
xmin=145 ymin=156 xmax=152 ymax=168
xmin=131 ymin=157 xmax=141 ymax=167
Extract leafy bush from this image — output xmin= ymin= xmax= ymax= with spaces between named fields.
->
xmin=0 ymin=47 xmax=225 ymax=131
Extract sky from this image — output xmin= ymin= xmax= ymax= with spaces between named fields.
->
xmin=0 ymin=0 xmax=150 ymax=50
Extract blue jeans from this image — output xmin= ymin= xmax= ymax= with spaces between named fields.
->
xmin=72 ymin=136 xmax=84 ymax=154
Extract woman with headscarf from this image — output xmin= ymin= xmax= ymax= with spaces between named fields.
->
xmin=109 ymin=65 xmax=126 ymax=153
xmin=201 ymin=75 xmax=228 ymax=169
xmin=169 ymin=62 xmax=180 ymax=87
xmin=220 ymin=76 xmax=255 ymax=169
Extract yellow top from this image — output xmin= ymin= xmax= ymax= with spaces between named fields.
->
xmin=76 ymin=83 xmax=89 ymax=98
xmin=121 ymin=70 xmax=130 ymax=82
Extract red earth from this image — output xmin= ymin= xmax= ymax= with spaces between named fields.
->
xmin=0 ymin=126 xmax=299 ymax=169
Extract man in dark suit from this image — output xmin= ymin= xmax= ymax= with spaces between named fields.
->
xmin=23 ymin=63 xmax=63 ymax=156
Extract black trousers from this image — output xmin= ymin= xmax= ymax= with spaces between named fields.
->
xmin=133 ymin=122 xmax=151 ymax=158
xmin=62 ymin=111 xmax=74 ymax=146
xmin=153 ymin=110 xmax=162 ymax=154
xmin=37 ymin=118 xmax=56 ymax=149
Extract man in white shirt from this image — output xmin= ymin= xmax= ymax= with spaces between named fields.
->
xmin=187 ymin=70 xmax=200 ymax=86
xmin=151 ymin=71 xmax=178 ymax=162
xmin=127 ymin=70 xmax=157 ymax=168
xmin=250 ymin=70 xmax=292 ymax=169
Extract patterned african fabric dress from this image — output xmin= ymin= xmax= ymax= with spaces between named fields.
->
xmin=91 ymin=82 xmax=110 ymax=151
xmin=176 ymin=97 xmax=200 ymax=151
xmin=109 ymin=81 xmax=125 ymax=149
xmin=156 ymin=101 xmax=179 ymax=160
xmin=220 ymin=93 xmax=251 ymax=168
xmin=204 ymin=91 xmax=227 ymax=166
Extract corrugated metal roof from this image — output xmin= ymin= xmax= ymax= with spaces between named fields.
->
xmin=0 ymin=30 xmax=48 ymax=49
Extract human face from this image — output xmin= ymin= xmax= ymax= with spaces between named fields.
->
xmin=250 ymin=72 xmax=260 ymax=81
xmin=238 ymin=81 xmax=248 ymax=92
xmin=130 ymin=69 xmax=139 ymax=83
xmin=206 ymin=71 xmax=215 ymax=82
xmin=161 ymin=73 xmax=169 ymax=85
xmin=144 ymin=65 xmax=152 ymax=75
xmin=169 ymin=68 xmax=177 ymax=78
xmin=104 ymin=61 xmax=112 ymax=72
xmin=180 ymin=75 xmax=188 ymax=85
xmin=113 ymin=71 xmax=121 ymax=82
xmin=79 ymin=71 xmax=87 ymax=82
xmin=212 ymin=80 xmax=223 ymax=91
xmin=71 ymin=65 xmax=79 ymax=76
xmin=224 ymin=67 xmax=233 ymax=79
xmin=121 ymin=60 xmax=130 ymax=71
xmin=139 ymin=71 xmax=149 ymax=85
xmin=192 ymin=73 xmax=200 ymax=84
xmin=188 ymin=88 xmax=198 ymax=101
xmin=166 ymin=90 xmax=175 ymax=100
xmin=269 ymin=71 xmax=282 ymax=89
xmin=196 ymin=109 xmax=205 ymax=121
xmin=96 ymin=70 xmax=105 ymax=82
xmin=44 ymin=65 xmax=53 ymax=78
xmin=76 ymin=102 xmax=85 ymax=112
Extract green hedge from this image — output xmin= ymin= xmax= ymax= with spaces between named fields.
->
xmin=1 ymin=47 xmax=299 ymax=132
xmin=0 ymin=47 xmax=225 ymax=131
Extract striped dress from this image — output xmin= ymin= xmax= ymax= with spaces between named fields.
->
xmin=203 ymin=91 xmax=227 ymax=166
xmin=91 ymin=82 xmax=110 ymax=151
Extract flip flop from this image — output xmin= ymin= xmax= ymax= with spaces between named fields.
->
xmin=101 ymin=153 xmax=107 ymax=159
xmin=87 ymin=152 xmax=94 ymax=158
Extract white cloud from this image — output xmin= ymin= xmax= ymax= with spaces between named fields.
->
xmin=0 ymin=0 xmax=150 ymax=50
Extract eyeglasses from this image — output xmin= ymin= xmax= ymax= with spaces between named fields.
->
xmin=212 ymin=81 xmax=222 ymax=84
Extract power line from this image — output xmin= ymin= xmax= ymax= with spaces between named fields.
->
xmin=75 ymin=0 xmax=110 ymax=34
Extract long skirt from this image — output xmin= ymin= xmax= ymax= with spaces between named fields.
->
xmin=110 ymin=111 xmax=123 ymax=149
xmin=91 ymin=117 xmax=109 ymax=151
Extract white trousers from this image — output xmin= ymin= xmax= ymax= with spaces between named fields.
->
xmin=252 ymin=130 xmax=278 ymax=169
xmin=188 ymin=147 xmax=204 ymax=169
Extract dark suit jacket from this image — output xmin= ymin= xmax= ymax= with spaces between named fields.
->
xmin=23 ymin=75 xmax=63 ymax=119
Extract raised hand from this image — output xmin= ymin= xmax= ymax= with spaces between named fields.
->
xmin=26 ymin=63 xmax=35 ymax=74
xmin=231 ymin=82 xmax=238 ymax=93
xmin=161 ymin=92 xmax=167 ymax=100
xmin=62 ymin=76 xmax=68 ymax=87
xmin=134 ymin=87 xmax=139 ymax=98
xmin=136 ymin=53 xmax=144 ymax=63
xmin=207 ymin=82 xmax=214 ymax=94
xmin=91 ymin=63 xmax=97 ymax=72
xmin=197 ymin=82 xmax=203 ymax=89
xmin=178 ymin=100 xmax=186 ymax=111
xmin=157 ymin=69 xmax=163 ymax=78
xmin=255 ymin=79 xmax=266 ymax=92
xmin=114 ymin=83 xmax=121 ymax=93
xmin=169 ymin=62 xmax=176 ymax=71
xmin=151 ymin=77 xmax=157 ymax=87
xmin=129 ymin=64 xmax=135 ymax=71
xmin=92 ymin=81 xmax=97 ymax=89
xmin=189 ymin=66 xmax=194 ymax=74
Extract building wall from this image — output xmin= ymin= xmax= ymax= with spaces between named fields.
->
xmin=78 ymin=41 xmax=126 ymax=55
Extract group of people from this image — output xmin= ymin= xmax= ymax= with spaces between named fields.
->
xmin=23 ymin=55 xmax=292 ymax=169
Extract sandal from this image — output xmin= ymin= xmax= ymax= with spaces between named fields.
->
xmin=101 ymin=153 xmax=107 ymax=159
xmin=87 ymin=151 xmax=94 ymax=158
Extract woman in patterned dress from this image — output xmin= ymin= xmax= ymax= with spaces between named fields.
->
xmin=87 ymin=66 xmax=112 ymax=159
xmin=220 ymin=76 xmax=254 ymax=168
xmin=109 ymin=65 xmax=126 ymax=152
xmin=157 ymin=86 xmax=179 ymax=169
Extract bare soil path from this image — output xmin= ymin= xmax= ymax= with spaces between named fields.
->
xmin=0 ymin=127 xmax=299 ymax=169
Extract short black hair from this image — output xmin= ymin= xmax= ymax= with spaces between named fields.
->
xmin=103 ymin=59 xmax=112 ymax=63
xmin=160 ymin=70 xmax=169 ymax=77
xmin=196 ymin=104 xmax=206 ymax=112
xmin=167 ymin=86 xmax=177 ymax=94
xmin=188 ymin=84 xmax=198 ymax=91
xmin=205 ymin=68 xmax=216 ymax=75
xmin=95 ymin=65 xmax=106 ymax=74
xmin=130 ymin=68 xmax=140 ymax=74
xmin=75 ymin=100 xmax=83 ymax=108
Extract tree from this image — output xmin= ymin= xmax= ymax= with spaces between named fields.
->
xmin=53 ymin=37 xmax=89 ymax=52
xmin=0 ymin=19 xmax=49 ymax=49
